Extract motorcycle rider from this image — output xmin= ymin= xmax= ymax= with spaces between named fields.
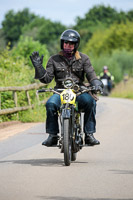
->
xmin=30 ymin=29 xmax=103 ymax=147
xmin=99 ymin=66 xmax=114 ymax=92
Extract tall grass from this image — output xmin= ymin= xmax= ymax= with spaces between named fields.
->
xmin=110 ymin=78 xmax=133 ymax=99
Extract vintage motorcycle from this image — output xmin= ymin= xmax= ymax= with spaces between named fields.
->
xmin=38 ymin=78 xmax=101 ymax=166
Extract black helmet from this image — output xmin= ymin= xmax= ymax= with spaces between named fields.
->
xmin=60 ymin=29 xmax=80 ymax=51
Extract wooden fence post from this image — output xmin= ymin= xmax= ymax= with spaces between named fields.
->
xmin=36 ymin=91 xmax=40 ymax=104
xmin=0 ymin=93 xmax=1 ymax=110
xmin=13 ymin=91 xmax=18 ymax=107
xmin=26 ymin=91 xmax=31 ymax=106
xmin=13 ymin=91 xmax=19 ymax=119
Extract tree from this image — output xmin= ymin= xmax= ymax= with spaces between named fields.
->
xmin=2 ymin=8 xmax=36 ymax=46
xmin=127 ymin=10 xmax=133 ymax=21
xmin=83 ymin=21 xmax=133 ymax=56
xmin=21 ymin=17 xmax=66 ymax=55
xmin=73 ymin=5 xmax=133 ymax=50
xmin=37 ymin=21 xmax=66 ymax=54
xmin=0 ymin=29 xmax=6 ymax=50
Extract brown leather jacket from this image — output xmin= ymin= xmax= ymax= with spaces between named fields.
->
xmin=40 ymin=51 xmax=97 ymax=88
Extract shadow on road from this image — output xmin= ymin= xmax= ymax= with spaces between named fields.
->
xmin=109 ymin=169 xmax=133 ymax=175
xmin=37 ymin=196 xmax=133 ymax=200
xmin=0 ymin=158 xmax=88 ymax=167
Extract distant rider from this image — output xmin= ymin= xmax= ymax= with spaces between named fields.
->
xmin=99 ymin=66 xmax=114 ymax=92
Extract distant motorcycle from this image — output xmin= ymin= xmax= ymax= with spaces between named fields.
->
xmin=38 ymin=78 xmax=102 ymax=166
xmin=101 ymin=78 xmax=109 ymax=96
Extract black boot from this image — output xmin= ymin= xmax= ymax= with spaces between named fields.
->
xmin=85 ymin=134 xmax=100 ymax=146
xmin=42 ymin=134 xmax=58 ymax=147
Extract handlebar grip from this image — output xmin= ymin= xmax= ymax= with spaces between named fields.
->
xmin=37 ymin=89 xmax=46 ymax=93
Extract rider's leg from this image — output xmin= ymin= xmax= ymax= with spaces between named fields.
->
xmin=84 ymin=98 xmax=96 ymax=134
xmin=76 ymin=93 xmax=100 ymax=146
xmin=42 ymin=94 xmax=61 ymax=146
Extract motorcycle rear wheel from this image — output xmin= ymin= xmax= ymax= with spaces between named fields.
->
xmin=63 ymin=119 xmax=71 ymax=166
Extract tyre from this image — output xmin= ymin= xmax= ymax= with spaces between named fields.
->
xmin=102 ymin=86 xmax=109 ymax=96
xmin=63 ymin=119 xmax=71 ymax=166
xmin=71 ymin=152 xmax=77 ymax=161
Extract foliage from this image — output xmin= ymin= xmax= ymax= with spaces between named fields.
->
xmin=2 ymin=8 xmax=36 ymax=46
xmin=11 ymin=36 xmax=49 ymax=67
xmin=0 ymin=43 xmax=50 ymax=122
xmin=2 ymin=5 xmax=133 ymax=54
xmin=0 ymin=29 xmax=6 ymax=50
xmin=2 ymin=8 xmax=66 ymax=55
xmin=0 ymin=39 xmax=55 ymax=123
xmin=21 ymin=16 xmax=46 ymax=39
xmin=1 ymin=5 xmax=133 ymax=123
xmin=75 ymin=5 xmax=119 ymax=27
xmin=74 ymin=5 xmax=133 ymax=50
xmin=90 ymin=49 xmax=133 ymax=83
xmin=1 ymin=92 xmax=15 ymax=109
xmin=0 ymin=45 xmax=34 ymax=122
xmin=83 ymin=21 xmax=133 ymax=56
xmin=21 ymin=17 xmax=66 ymax=55
xmin=0 ymin=45 xmax=35 ymax=86
xmin=19 ymin=103 xmax=46 ymax=122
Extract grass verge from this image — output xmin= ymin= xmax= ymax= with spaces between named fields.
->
xmin=110 ymin=78 xmax=133 ymax=99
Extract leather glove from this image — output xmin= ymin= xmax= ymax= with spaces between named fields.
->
xmin=90 ymin=79 xmax=103 ymax=94
xmin=30 ymin=51 xmax=46 ymax=79
xmin=30 ymin=51 xmax=43 ymax=68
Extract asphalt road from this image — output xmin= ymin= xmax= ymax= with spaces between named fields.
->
xmin=0 ymin=97 xmax=133 ymax=200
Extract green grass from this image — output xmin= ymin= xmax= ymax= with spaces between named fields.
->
xmin=19 ymin=103 xmax=46 ymax=122
xmin=110 ymin=78 xmax=133 ymax=99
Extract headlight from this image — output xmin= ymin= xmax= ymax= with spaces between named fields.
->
xmin=63 ymin=78 xmax=73 ymax=89
xmin=73 ymin=84 xmax=79 ymax=92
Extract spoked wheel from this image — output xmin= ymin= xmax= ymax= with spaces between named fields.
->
xmin=63 ymin=119 xmax=71 ymax=166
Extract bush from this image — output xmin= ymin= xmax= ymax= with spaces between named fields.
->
xmin=90 ymin=49 xmax=133 ymax=83
xmin=0 ymin=45 xmax=35 ymax=86
xmin=0 ymin=38 xmax=52 ymax=123
xmin=11 ymin=36 xmax=49 ymax=67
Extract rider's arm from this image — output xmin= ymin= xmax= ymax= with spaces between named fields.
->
xmin=81 ymin=53 xmax=103 ymax=93
xmin=81 ymin=53 xmax=97 ymax=82
xmin=30 ymin=51 xmax=54 ymax=84
xmin=40 ymin=57 xmax=55 ymax=84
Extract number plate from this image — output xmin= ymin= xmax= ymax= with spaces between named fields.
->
xmin=60 ymin=89 xmax=76 ymax=104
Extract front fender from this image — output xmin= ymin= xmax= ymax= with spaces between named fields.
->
xmin=62 ymin=108 xmax=71 ymax=119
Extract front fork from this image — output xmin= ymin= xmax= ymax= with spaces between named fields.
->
xmin=59 ymin=105 xmax=72 ymax=152
xmin=59 ymin=105 xmax=83 ymax=152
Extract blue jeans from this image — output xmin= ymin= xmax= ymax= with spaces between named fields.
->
xmin=45 ymin=93 xmax=96 ymax=135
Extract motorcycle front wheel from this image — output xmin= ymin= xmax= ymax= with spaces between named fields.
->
xmin=63 ymin=118 xmax=72 ymax=166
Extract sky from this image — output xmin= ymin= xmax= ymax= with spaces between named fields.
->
xmin=0 ymin=0 xmax=133 ymax=27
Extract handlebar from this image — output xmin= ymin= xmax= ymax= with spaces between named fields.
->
xmin=37 ymin=89 xmax=47 ymax=93
xmin=37 ymin=86 xmax=102 ymax=101
xmin=37 ymin=86 xmax=102 ymax=95
xmin=37 ymin=88 xmax=62 ymax=95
